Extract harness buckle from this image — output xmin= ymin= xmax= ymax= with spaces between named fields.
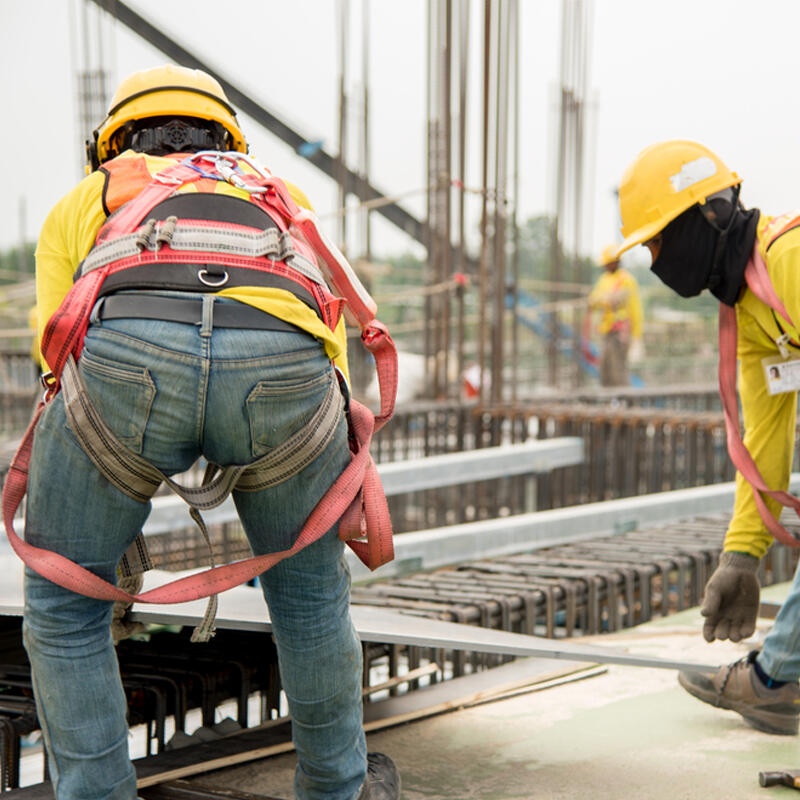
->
xmin=40 ymin=371 xmax=58 ymax=402
xmin=152 ymin=172 xmax=183 ymax=187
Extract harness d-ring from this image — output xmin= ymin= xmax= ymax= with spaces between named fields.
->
xmin=198 ymin=269 xmax=229 ymax=288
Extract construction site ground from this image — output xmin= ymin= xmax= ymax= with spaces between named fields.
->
xmin=181 ymin=581 xmax=799 ymax=800
xmin=3 ymin=544 xmax=800 ymax=799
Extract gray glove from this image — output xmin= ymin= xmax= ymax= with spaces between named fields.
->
xmin=701 ymin=551 xmax=760 ymax=643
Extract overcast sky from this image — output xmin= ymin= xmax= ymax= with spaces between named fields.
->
xmin=4 ymin=0 xmax=800 ymax=271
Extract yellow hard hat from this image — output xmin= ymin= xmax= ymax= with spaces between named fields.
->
xmin=599 ymin=243 xmax=619 ymax=266
xmin=90 ymin=64 xmax=246 ymax=166
xmin=616 ymin=140 xmax=740 ymax=257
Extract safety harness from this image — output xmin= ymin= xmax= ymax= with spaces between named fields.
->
xmin=2 ymin=151 xmax=398 ymax=637
xmin=719 ymin=211 xmax=800 ymax=548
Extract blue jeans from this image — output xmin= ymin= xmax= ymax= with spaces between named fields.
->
xmin=759 ymin=560 xmax=800 ymax=682
xmin=23 ymin=299 xmax=366 ymax=800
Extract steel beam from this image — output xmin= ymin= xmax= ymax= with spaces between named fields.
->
xmin=347 ymin=473 xmax=800 ymax=583
xmin=377 ymin=437 xmax=583 ymax=494
xmin=137 ymin=436 xmax=584 ymax=538
xmin=121 ymin=591 xmax=722 ymax=672
xmin=349 ymin=606 xmax=722 ymax=672
xmin=0 ymin=569 xmax=720 ymax=673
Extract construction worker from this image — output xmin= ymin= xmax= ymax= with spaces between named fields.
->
xmin=21 ymin=65 xmax=399 ymax=799
xmin=614 ymin=139 xmax=800 ymax=736
xmin=586 ymin=244 xmax=643 ymax=386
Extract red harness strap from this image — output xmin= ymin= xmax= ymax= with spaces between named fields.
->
xmin=40 ymin=267 xmax=110 ymax=391
xmin=337 ymin=321 xmax=397 ymax=564
xmin=718 ymin=240 xmax=800 ymax=547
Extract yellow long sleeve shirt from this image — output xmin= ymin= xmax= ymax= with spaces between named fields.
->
xmin=34 ymin=150 xmax=350 ymax=379
xmin=587 ymin=268 xmax=643 ymax=339
xmin=725 ymin=214 xmax=800 ymax=558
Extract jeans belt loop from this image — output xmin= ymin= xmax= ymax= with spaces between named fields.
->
xmin=200 ymin=294 xmax=214 ymax=338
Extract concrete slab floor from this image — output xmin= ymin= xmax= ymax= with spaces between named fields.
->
xmin=189 ymin=586 xmax=800 ymax=799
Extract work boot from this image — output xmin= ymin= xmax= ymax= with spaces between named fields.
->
xmin=356 ymin=752 xmax=401 ymax=799
xmin=678 ymin=651 xmax=800 ymax=735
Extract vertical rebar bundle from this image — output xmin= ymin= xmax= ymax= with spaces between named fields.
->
xmin=426 ymin=0 xmax=456 ymax=398
xmin=549 ymin=0 xmax=593 ymax=389
xmin=427 ymin=0 xmax=519 ymax=402
xmin=336 ymin=0 xmax=350 ymax=252
xmin=74 ymin=0 xmax=111 ymax=175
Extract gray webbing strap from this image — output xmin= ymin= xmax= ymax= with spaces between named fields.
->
xmin=61 ymin=354 xmax=345 ymax=641
xmin=187 ymin=464 xmax=220 ymax=643
xmin=119 ymin=534 xmax=153 ymax=577
xmin=79 ymin=219 xmax=326 ymax=287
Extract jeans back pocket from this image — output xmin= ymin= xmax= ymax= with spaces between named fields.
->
xmin=78 ymin=351 xmax=156 ymax=454
xmin=246 ymin=370 xmax=333 ymax=459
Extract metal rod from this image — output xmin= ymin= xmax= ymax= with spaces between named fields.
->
xmin=456 ymin=0 xmax=469 ymax=392
xmin=491 ymin=0 xmax=510 ymax=404
xmin=510 ymin=0 xmax=520 ymax=403
xmin=361 ymin=0 xmax=371 ymax=262
xmin=441 ymin=0 xmax=453 ymax=398
xmin=425 ymin=0 xmax=435 ymax=398
xmin=337 ymin=0 xmax=349 ymax=250
xmin=477 ymin=0 xmax=492 ymax=405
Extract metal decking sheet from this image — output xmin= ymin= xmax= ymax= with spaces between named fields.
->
xmin=0 ymin=550 xmax=720 ymax=673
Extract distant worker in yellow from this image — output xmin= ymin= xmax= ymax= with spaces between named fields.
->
xmin=614 ymin=138 xmax=800 ymax=737
xmin=586 ymin=244 xmax=643 ymax=386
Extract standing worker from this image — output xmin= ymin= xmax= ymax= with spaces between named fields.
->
xmin=613 ymin=139 xmax=800 ymax=735
xmin=586 ymin=244 xmax=643 ymax=387
xmin=11 ymin=65 xmax=400 ymax=799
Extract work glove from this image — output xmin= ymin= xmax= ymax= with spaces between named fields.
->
xmin=700 ymin=551 xmax=760 ymax=643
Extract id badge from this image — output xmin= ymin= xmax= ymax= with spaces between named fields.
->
xmin=763 ymin=355 xmax=800 ymax=394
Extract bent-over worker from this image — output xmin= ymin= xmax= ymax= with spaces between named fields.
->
xmin=614 ymin=139 xmax=800 ymax=736
xmin=21 ymin=65 xmax=400 ymax=799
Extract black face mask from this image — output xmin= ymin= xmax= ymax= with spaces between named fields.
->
xmin=651 ymin=206 xmax=717 ymax=298
xmin=651 ymin=199 xmax=759 ymax=307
